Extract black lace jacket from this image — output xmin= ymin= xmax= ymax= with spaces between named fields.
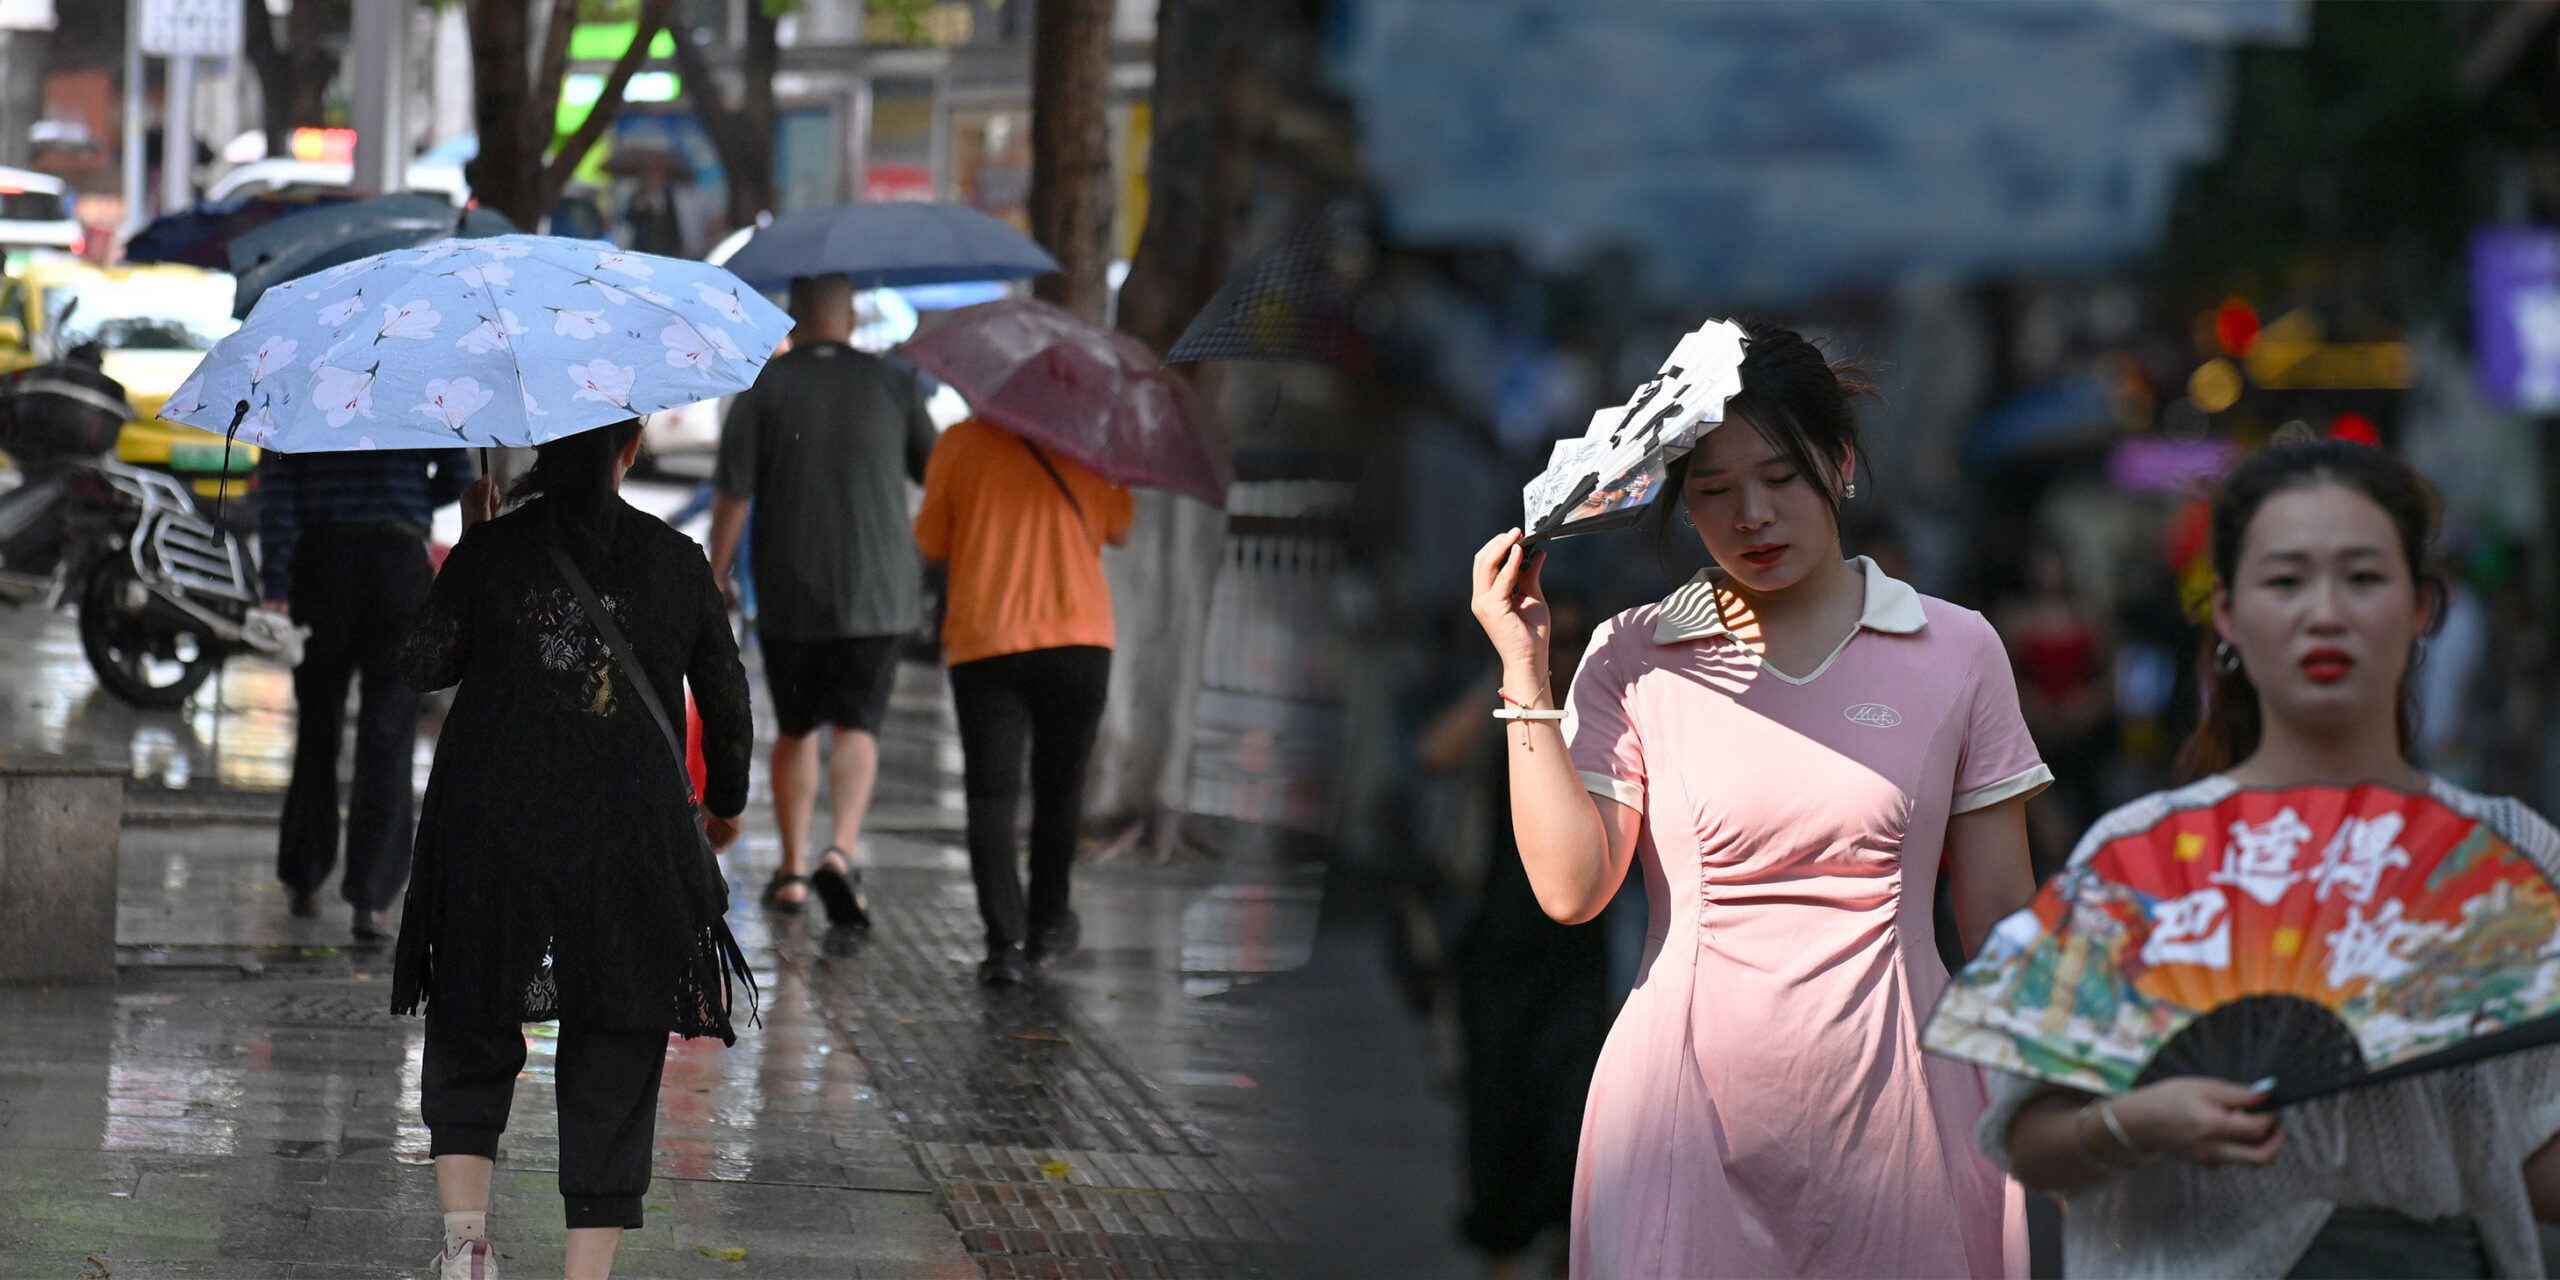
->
xmin=389 ymin=497 xmax=754 ymax=1041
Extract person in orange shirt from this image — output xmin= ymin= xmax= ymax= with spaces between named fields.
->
xmin=915 ymin=417 xmax=1136 ymax=986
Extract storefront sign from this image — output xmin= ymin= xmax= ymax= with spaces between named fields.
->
xmin=2472 ymin=226 xmax=2560 ymax=412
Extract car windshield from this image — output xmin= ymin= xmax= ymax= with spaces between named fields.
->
xmin=44 ymin=273 xmax=239 ymax=352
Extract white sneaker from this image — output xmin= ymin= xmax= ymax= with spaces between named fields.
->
xmin=430 ymin=1238 xmax=497 ymax=1280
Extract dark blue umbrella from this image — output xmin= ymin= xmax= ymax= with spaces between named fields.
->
xmin=719 ymin=202 xmax=1059 ymax=292
xmin=127 ymin=194 xmax=359 ymax=269
xmin=226 ymin=192 xmax=518 ymax=318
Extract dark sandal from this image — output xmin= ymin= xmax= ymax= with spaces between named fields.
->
xmin=761 ymin=871 xmax=809 ymax=913
xmin=809 ymin=848 xmax=869 ymax=931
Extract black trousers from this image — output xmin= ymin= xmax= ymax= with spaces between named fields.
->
xmin=948 ymin=646 xmax=1112 ymax=949
xmin=421 ymin=1010 xmax=670 ymax=1229
xmin=278 ymin=525 xmax=431 ymax=910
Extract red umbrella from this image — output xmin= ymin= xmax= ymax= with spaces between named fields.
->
xmin=895 ymin=298 xmax=1229 ymax=505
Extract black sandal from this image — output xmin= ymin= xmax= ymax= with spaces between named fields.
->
xmin=761 ymin=871 xmax=809 ymax=913
xmin=809 ymin=848 xmax=870 ymax=931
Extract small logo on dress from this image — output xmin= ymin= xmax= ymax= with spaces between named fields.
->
xmin=1844 ymin=703 xmax=1902 ymax=728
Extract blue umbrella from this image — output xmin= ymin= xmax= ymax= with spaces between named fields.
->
xmin=159 ymin=233 xmax=792 ymax=454
xmin=719 ymin=202 xmax=1059 ymax=292
xmin=226 ymin=192 xmax=519 ymax=318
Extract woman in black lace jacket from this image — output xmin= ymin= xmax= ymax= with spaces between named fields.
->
xmin=390 ymin=419 xmax=753 ymax=1280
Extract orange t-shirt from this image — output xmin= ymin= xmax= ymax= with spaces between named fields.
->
xmin=914 ymin=418 xmax=1137 ymax=666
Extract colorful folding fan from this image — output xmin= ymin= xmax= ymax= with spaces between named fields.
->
xmin=1923 ymin=784 xmax=2560 ymax=1105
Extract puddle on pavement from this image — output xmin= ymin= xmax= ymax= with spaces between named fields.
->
xmin=1178 ymin=882 xmax=1323 ymax=981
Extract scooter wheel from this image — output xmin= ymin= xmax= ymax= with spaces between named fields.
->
xmin=78 ymin=560 xmax=223 ymax=708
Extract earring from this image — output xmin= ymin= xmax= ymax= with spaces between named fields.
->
xmin=2412 ymin=636 xmax=2430 ymax=669
xmin=1676 ymin=504 xmax=1695 ymax=529
xmin=1844 ymin=482 xmax=1857 ymax=500
xmin=2215 ymin=640 xmax=2240 ymax=674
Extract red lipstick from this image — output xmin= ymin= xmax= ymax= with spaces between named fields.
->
xmin=1739 ymin=543 xmax=1787 ymax=568
xmin=2299 ymin=647 xmax=2353 ymax=684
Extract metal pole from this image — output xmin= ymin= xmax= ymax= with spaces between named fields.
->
xmin=349 ymin=0 xmax=404 ymax=194
xmin=121 ymin=0 xmax=145 ymax=234
xmin=160 ymin=53 xmax=192 ymax=215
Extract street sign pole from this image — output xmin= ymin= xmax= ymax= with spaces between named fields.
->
xmin=121 ymin=0 xmax=144 ymax=234
xmin=160 ymin=51 xmax=191 ymax=214
xmin=349 ymin=0 xmax=405 ymax=194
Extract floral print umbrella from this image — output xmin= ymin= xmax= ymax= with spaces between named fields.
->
xmin=160 ymin=234 xmax=792 ymax=453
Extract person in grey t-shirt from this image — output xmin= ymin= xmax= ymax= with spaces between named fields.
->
xmin=709 ymin=273 xmax=937 ymax=923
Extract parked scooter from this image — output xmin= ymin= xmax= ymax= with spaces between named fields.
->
xmin=0 ymin=343 xmax=304 ymax=707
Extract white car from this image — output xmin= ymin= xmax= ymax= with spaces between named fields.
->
xmin=0 ymin=166 xmax=82 ymax=252
xmin=206 ymin=158 xmax=471 ymax=207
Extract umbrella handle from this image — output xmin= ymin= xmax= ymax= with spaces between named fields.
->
xmin=212 ymin=399 xmax=249 ymax=528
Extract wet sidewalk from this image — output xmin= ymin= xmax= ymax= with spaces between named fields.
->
xmin=0 ymin=576 xmax=1472 ymax=1278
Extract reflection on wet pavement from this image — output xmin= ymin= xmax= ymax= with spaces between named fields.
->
xmin=0 ymin=486 xmax=1468 ymax=1277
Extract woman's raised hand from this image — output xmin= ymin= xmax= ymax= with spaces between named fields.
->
xmin=1470 ymin=529 xmax=1552 ymax=702
xmin=2111 ymin=1077 xmax=2285 ymax=1168
xmin=461 ymin=475 xmax=502 ymax=530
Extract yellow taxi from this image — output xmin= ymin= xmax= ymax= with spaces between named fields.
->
xmin=0 ymin=257 xmax=257 ymax=498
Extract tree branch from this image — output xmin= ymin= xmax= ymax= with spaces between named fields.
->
xmin=538 ymin=0 xmax=679 ymax=213
xmin=664 ymin=18 xmax=744 ymax=159
xmin=528 ymin=0 xmax=580 ymax=167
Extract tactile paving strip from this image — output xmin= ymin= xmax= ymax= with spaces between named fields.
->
xmin=791 ymin=869 xmax=1291 ymax=1279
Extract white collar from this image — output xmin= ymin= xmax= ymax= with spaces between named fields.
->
xmin=1652 ymin=555 xmax=1928 ymax=645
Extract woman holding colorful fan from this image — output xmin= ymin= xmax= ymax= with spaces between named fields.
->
xmin=1979 ymin=441 xmax=2560 ymax=1277
xmin=1471 ymin=321 xmax=2049 ymax=1278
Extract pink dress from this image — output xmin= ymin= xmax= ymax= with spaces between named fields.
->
xmin=1564 ymin=558 xmax=2050 ymax=1279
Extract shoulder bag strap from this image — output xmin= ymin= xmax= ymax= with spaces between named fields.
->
xmin=1019 ymin=436 xmax=1094 ymax=539
xmin=541 ymin=521 xmax=759 ymax=1023
xmin=541 ymin=525 xmax=688 ymax=791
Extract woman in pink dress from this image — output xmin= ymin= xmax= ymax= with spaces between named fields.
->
xmin=1470 ymin=322 xmax=2048 ymax=1278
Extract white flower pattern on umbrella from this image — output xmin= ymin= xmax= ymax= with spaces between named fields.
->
xmin=168 ymin=233 xmax=792 ymax=452
xmin=311 ymin=363 xmax=380 ymax=427
xmin=243 ymin=336 xmax=299 ymax=385
xmin=567 ymin=359 xmax=636 ymax=407
xmin=694 ymin=283 xmax=748 ymax=322
xmin=551 ymin=308 xmax=610 ymax=339
xmin=414 ymin=376 xmax=495 ymax=435
xmin=456 ymin=308 xmax=530 ymax=355
xmin=316 ymin=292 xmax=367 ymax=326
xmin=661 ymin=321 xmax=716 ymax=370
xmin=376 ymin=300 xmax=442 ymax=342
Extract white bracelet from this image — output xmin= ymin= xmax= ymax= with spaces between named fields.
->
xmin=1493 ymin=707 xmax=1566 ymax=721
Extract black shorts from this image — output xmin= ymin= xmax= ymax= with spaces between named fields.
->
xmin=761 ymin=634 xmax=902 ymax=737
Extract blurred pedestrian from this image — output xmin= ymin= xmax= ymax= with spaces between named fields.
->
xmin=1420 ymin=588 xmax=1608 ymax=1279
xmin=258 ymin=444 xmax=475 ymax=941
xmin=623 ymin=173 xmax=684 ymax=258
xmin=914 ymin=415 xmax=1134 ymax=986
xmin=1989 ymin=440 xmax=2560 ymax=1278
xmin=393 ymin=420 xmax=753 ymax=1280
xmin=1469 ymin=322 xmax=2046 ymax=1277
xmin=1994 ymin=541 xmax=2115 ymax=875
xmin=710 ymin=273 xmax=937 ymax=925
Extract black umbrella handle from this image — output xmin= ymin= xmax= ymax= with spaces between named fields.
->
xmin=212 ymin=399 xmax=249 ymax=527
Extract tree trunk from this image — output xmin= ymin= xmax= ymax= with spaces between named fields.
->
xmin=462 ymin=0 xmax=539 ymax=224
xmin=669 ymin=0 xmax=778 ymax=231
xmin=464 ymin=0 xmax=675 ymax=229
xmin=1087 ymin=0 xmax=1245 ymax=854
xmin=1027 ymin=0 xmax=1116 ymax=320
xmin=244 ymin=0 xmax=344 ymax=158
